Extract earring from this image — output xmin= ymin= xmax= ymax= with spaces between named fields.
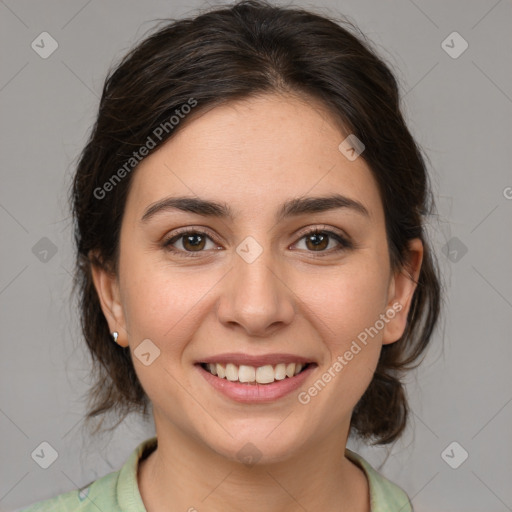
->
xmin=112 ymin=331 xmax=119 ymax=344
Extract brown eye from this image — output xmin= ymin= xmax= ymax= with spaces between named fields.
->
xmin=163 ymin=229 xmax=219 ymax=257
xmin=182 ymin=233 xmax=206 ymax=251
xmin=295 ymin=229 xmax=351 ymax=254
xmin=304 ymin=232 xmax=329 ymax=251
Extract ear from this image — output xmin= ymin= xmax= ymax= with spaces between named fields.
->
xmin=89 ymin=251 xmax=128 ymax=347
xmin=382 ymin=238 xmax=423 ymax=345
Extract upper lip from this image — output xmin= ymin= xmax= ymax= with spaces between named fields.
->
xmin=198 ymin=353 xmax=316 ymax=367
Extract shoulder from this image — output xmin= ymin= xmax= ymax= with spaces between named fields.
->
xmin=19 ymin=437 xmax=157 ymax=512
xmin=346 ymin=449 xmax=413 ymax=512
xmin=18 ymin=471 xmax=118 ymax=511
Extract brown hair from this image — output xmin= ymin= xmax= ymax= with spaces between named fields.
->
xmin=72 ymin=0 xmax=442 ymax=444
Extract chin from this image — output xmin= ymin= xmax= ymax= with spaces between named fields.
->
xmin=203 ymin=423 xmax=306 ymax=466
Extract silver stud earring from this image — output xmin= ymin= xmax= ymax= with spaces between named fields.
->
xmin=112 ymin=331 xmax=119 ymax=344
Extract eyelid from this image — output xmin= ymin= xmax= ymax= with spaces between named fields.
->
xmin=163 ymin=225 xmax=221 ymax=243
xmin=293 ymin=224 xmax=351 ymax=244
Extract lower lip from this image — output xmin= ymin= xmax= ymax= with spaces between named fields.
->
xmin=196 ymin=364 xmax=316 ymax=403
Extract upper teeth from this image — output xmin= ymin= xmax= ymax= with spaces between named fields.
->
xmin=205 ymin=362 xmax=305 ymax=384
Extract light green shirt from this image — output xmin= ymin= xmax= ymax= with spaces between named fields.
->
xmin=20 ymin=436 xmax=412 ymax=511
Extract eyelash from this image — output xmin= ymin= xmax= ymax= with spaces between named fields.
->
xmin=162 ymin=226 xmax=353 ymax=258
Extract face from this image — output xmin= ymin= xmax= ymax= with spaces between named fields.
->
xmin=93 ymin=93 xmax=421 ymax=464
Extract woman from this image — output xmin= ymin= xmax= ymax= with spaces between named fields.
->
xmin=22 ymin=0 xmax=441 ymax=510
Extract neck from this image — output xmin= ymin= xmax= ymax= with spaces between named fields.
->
xmin=138 ymin=423 xmax=370 ymax=512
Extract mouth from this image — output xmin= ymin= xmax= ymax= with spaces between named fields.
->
xmin=195 ymin=355 xmax=318 ymax=403
xmin=199 ymin=361 xmax=314 ymax=385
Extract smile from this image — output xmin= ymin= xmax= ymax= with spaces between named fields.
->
xmin=196 ymin=355 xmax=318 ymax=403
xmin=200 ymin=362 xmax=311 ymax=385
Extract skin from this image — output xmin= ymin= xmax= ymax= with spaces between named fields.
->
xmin=92 ymin=92 xmax=423 ymax=512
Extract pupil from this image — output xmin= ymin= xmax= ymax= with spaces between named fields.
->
xmin=308 ymin=233 xmax=328 ymax=250
xmin=185 ymin=234 xmax=204 ymax=250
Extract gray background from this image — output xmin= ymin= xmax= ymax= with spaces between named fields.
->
xmin=1 ymin=0 xmax=511 ymax=511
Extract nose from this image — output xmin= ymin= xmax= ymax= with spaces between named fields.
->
xmin=216 ymin=246 xmax=295 ymax=337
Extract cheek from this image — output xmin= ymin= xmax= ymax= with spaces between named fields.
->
xmin=118 ymin=263 xmax=214 ymax=411
xmin=298 ymin=279 xmax=386 ymax=421
xmin=120 ymin=254 xmax=221 ymax=351
xmin=303 ymin=261 xmax=389 ymax=347
xmin=296 ymin=253 xmax=389 ymax=404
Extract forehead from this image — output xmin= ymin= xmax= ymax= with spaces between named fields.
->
xmin=124 ymin=93 xmax=383 ymax=223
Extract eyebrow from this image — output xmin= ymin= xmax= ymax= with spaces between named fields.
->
xmin=140 ymin=193 xmax=370 ymax=223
